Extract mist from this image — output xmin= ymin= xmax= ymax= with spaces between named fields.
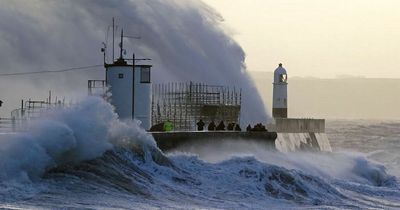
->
xmin=250 ymin=71 xmax=400 ymax=120
xmin=0 ymin=0 xmax=268 ymax=124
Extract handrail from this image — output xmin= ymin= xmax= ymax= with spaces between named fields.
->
xmin=4 ymin=100 xmax=69 ymax=133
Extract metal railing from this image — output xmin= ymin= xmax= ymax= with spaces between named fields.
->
xmin=88 ymin=80 xmax=107 ymax=97
xmin=0 ymin=99 xmax=68 ymax=133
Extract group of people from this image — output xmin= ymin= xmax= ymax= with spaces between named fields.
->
xmin=246 ymin=123 xmax=268 ymax=132
xmin=196 ymin=119 xmax=241 ymax=131
xmin=156 ymin=120 xmax=267 ymax=132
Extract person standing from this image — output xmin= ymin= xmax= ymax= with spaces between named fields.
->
xmin=208 ymin=120 xmax=216 ymax=131
xmin=234 ymin=124 xmax=242 ymax=131
xmin=227 ymin=123 xmax=234 ymax=131
xmin=246 ymin=124 xmax=252 ymax=132
xmin=216 ymin=121 xmax=225 ymax=131
xmin=163 ymin=120 xmax=173 ymax=132
xmin=197 ymin=119 xmax=205 ymax=131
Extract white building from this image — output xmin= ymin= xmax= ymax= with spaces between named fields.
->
xmin=105 ymin=57 xmax=152 ymax=130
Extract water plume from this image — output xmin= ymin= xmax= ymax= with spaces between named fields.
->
xmin=0 ymin=0 xmax=268 ymax=123
xmin=0 ymin=97 xmax=155 ymax=182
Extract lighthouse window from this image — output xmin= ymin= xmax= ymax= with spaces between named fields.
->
xmin=118 ymin=73 xmax=124 ymax=79
xmin=280 ymin=74 xmax=287 ymax=82
xmin=140 ymin=67 xmax=151 ymax=83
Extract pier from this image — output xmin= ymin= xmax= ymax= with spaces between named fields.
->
xmin=151 ymin=131 xmax=277 ymax=151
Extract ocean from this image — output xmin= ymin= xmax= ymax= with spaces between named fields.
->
xmin=0 ymin=98 xmax=399 ymax=209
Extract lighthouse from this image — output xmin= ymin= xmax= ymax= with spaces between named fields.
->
xmin=104 ymin=29 xmax=152 ymax=130
xmin=272 ymin=63 xmax=288 ymax=118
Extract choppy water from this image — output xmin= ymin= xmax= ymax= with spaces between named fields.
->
xmin=0 ymin=100 xmax=399 ymax=209
xmin=327 ymin=120 xmax=400 ymax=178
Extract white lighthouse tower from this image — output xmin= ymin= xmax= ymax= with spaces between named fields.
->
xmin=272 ymin=63 xmax=288 ymax=118
xmin=104 ymin=29 xmax=152 ymax=130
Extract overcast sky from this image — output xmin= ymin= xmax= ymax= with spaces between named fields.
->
xmin=0 ymin=0 xmax=398 ymax=119
xmin=204 ymin=0 xmax=400 ymax=78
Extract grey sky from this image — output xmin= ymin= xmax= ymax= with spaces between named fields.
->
xmin=204 ymin=0 xmax=400 ymax=78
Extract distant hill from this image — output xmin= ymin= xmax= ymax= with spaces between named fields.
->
xmin=249 ymin=71 xmax=400 ymax=120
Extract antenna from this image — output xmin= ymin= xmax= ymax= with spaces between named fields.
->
xmin=101 ymin=42 xmax=106 ymax=65
xmin=122 ymin=35 xmax=141 ymax=60
xmin=112 ymin=17 xmax=115 ymax=62
xmin=119 ymin=29 xmax=124 ymax=59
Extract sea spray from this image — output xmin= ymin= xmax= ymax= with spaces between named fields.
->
xmin=168 ymin=140 xmax=397 ymax=187
xmin=0 ymin=97 xmax=157 ymax=182
xmin=0 ymin=0 xmax=268 ymax=123
xmin=0 ymin=111 xmax=399 ymax=208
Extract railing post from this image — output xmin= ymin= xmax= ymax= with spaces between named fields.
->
xmin=12 ymin=116 xmax=16 ymax=132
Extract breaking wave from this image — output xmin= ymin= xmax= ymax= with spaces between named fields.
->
xmin=0 ymin=98 xmax=399 ymax=209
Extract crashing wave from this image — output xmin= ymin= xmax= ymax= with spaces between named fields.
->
xmin=0 ymin=98 xmax=399 ymax=209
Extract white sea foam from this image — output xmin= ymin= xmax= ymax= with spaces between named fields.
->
xmin=0 ymin=97 xmax=154 ymax=182
xmin=169 ymin=140 xmax=397 ymax=187
xmin=0 ymin=100 xmax=399 ymax=209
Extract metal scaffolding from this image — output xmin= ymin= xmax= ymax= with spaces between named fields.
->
xmin=152 ymin=82 xmax=242 ymax=131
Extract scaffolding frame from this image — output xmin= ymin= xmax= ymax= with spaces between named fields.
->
xmin=152 ymin=82 xmax=242 ymax=131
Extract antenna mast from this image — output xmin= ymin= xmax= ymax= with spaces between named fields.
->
xmin=112 ymin=17 xmax=115 ymax=62
xmin=119 ymin=29 xmax=124 ymax=59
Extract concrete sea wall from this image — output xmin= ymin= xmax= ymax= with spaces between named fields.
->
xmin=152 ymin=131 xmax=277 ymax=151
xmin=274 ymin=118 xmax=325 ymax=133
xmin=275 ymin=132 xmax=332 ymax=152
xmin=269 ymin=118 xmax=331 ymax=152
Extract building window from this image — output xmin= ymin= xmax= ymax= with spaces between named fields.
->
xmin=140 ymin=67 xmax=151 ymax=83
xmin=118 ymin=73 xmax=124 ymax=79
